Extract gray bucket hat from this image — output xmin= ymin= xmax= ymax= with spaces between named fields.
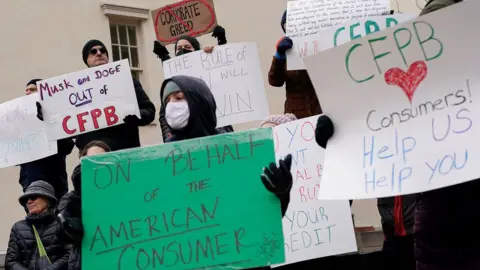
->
xmin=19 ymin=180 xmax=57 ymax=207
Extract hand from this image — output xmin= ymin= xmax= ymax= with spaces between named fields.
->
xmin=276 ymin=37 xmax=293 ymax=56
xmin=261 ymin=154 xmax=293 ymax=195
xmin=153 ymin=41 xmax=169 ymax=59
xmin=212 ymin=25 xmax=227 ymax=45
xmin=203 ymin=46 xmax=215 ymax=53
xmin=123 ymin=115 xmax=140 ymax=125
xmin=315 ymin=115 xmax=334 ymax=149
xmin=60 ymin=215 xmax=84 ymax=243
xmin=36 ymin=102 xmax=43 ymax=121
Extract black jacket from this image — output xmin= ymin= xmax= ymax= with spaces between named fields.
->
xmin=19 ymin=139 xmax=74 ymax=201
xmin=5 ymin=211 xmax=72 ymax=270
xmin=378 ymin=195 xmax=415 ymax=239
xmin=74 ymin=78 xmax=155 ymax=152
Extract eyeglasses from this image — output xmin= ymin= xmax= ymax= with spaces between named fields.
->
xmin=89 ymin=47 xmax=107 ymax=56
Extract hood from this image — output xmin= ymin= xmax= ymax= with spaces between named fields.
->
xmin=160 ymin=75 xmax=218 ymax=140
xmin=174 ymin=35 xmax=201 ymax=52
xmin=281 ymin=10 xmax=287 ymax=33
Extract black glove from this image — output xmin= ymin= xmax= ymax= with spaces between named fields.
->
xmin=212 ymin=25 xmax=227 ymax=45
xmin=153 ymin=41 xmax=170 ymax=60
xmin=59 ymin=214 xmax=84 ymax=243
xmin=36 ymin=101 xmax=43 ymax=121
xmin=123 ymin=115 xmax=140 ymax=125
xmin=315 ymin=115 xmax=334 ymax=149
xmin=276 ymin=37 xmax=293 ymax=56
xmin=261 ymin=154 xmax=293 ymax=196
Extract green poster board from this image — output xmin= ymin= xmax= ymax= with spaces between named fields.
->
xmin=81 ymin=128 xmax=285 ymax=269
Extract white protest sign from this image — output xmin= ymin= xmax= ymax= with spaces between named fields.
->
xmin=271 ymin=116 xmax=356 ymax=266
xmin=0 ymin=94 xmax=57 ymax=168
xmin=162 ymin=43 xmax=269 ymax=127
xmin=303 ymin=1 xmax=478 ymax=199
xmin=286 ymin=0 xmax=391 ymax=38
xmin=287 ymin=13 xmax=416 ymax=70
xmin=38 ymin=59 xmax=140 ymax=141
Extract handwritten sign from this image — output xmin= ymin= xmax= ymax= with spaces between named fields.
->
xmin=271 ymin=116 xmax=356 ymax=266
xmin=286 ymin=0 xmax=391 ymax=38
xmin=152 ymin=0 xmax=218 ymax=45
xmin=38 ymin=59 xmax=140 ymax=141
xmin=81 ymin=128 xmax=285 ymax=269
xmin=0 ymin=94 xmax=57 ymax=168
xmin=287 ymin=14 xmax=416 ymax=70
xmin=163 ymin=43 xmax=270 ymax=127
xmin=303 ymin=1 xmax=477 ymax=199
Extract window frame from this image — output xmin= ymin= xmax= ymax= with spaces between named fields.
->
xmin=109 ymin=21 xmax=142 ymax=81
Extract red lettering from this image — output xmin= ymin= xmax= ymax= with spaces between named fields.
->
xmin=296 ymin=170 xmax=305 ymax=181
xmin=77 ymin=112 xmax=89 ymax=132
xmin=301 ymin=121 xmax=315 ymax=141
xmin=62 ymin=116 xmax=76 ymax=135
xmin=39 ymin=82 xmax=51 ymax=100
xmin=299 ymin=184 xmax=320 ymax=203
xmin=299 ymin=186 xmax=307 ymax=202
xmin=316 ymin=164 xmax=323 ymax=177
xmin=91 ymin=109 xmax=102 ymax=129
xmin=104 ymin=106 xmax=118 ymax=126
xmin=273 ymin=131 xmax=280 ymax=153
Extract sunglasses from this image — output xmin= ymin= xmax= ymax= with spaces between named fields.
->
xmin=27 ymin=195 xmax=39 ymax=201
xmin=89 ymin=47 xmax=107 ymax=56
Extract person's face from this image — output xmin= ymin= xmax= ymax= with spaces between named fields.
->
xmin=25 ymin=84 xmax=37 ymax=95
xmin=86 ymin=146 xmax=106 ymax=156
xmin=87 ymin=45 xmax=109 ymax=67
xmin=176 ymin=40 xmax=194 ymax=55
xmin=166 ymin=91 xmax=186 ymax=103
xmin=27 ymin=196 xmax=49 ymax=214
xmin=261 ymin=122 xmax=278 ymax=128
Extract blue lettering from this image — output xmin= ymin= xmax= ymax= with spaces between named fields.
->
xmin=425 ymin=150 xmax=468 ymax=183
xmin=286 ymin=125 xmax=298 ymax=148
xmin=431 ymin=109 xmax=473 ymax=141
xmin=364 ymin=163 xmax=412 ymax=193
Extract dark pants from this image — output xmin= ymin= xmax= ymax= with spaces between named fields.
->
xmin=383 ymin=235 xmax=416 ymax=270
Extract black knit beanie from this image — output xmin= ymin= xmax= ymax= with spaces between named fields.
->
xmin=26 ymin=79 xmax=42 ymax=87
xmin=281 ymin=10 xmax=287 ymax=33
xmin=174 ymin=35 xmax=201 ymax=53
xmin=71 ymin=164 xmax=81 ymax=195
xmin=82 ymin=39 xmax=109 ymax=66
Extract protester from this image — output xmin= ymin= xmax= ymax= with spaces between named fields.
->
xmin=19 ymin=78 xmax=74 ymax=201
xmin=36 ymin=39 xmax=155 ymax=153
xmin=160 ymin=76 xmax=292 ymax=270
xmin=268 ymin=10 xmax=322 ymax=119
xmin=57 ymin=140 xmax=111 ymax=270
xmin=314 ymin=115 xmax=415 ymax=270
xmin=153 ymin=27 xmax=234 ymax=142
xmin=5 ymin=181 xmax=71 ymax=269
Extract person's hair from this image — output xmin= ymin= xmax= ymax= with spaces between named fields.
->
xmin=81 ymin=140 xmax=111 ymax=157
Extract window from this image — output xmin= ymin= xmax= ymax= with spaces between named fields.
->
xmin=110 ymin=24 xmax=141 ymax=81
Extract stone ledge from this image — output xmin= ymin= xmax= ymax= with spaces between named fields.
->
xmin=0 ymin=251 xmax=5 ymax=267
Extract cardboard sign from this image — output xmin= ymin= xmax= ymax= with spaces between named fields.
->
xmin=303 ymin=1 xmax=478 ymax=199
xmin=0 ymin=94 xmax=57 ymax=168
xmin=163 ymin=43 xmax=270 ymax=127
xmin=287 ymin=14 xmax=416 ymax=70
xmin=152 ymin=0 xmax=218 ymax=45
xmin=271 ymin=116 xmax=356 ymax=266
xmin=38 ymin=59 xmax=140 ymax=141
xmin=81 ymin=128 xmax=286 ymax=269
xmin=286 ymin=0 xmax=391 ymax=38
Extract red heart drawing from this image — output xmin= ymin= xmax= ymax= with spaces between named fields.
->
xmin=384 ymin=60 xmax=428 ymax=103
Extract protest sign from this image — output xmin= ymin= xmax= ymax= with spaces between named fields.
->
xmin=0 ymin=94 xmax=57 ymax=168
xmin=38 ymin=59 xmax=140 ymax=141
xmin=152 ymin=0 xmax=218 ymax=45
xmin=270 ymin=116 xmax=356 ymax=266
xmin=81 ymin=128 xmax=285 ymax=269
xmin=163 ymin=43 xmax=269 ymax=127
xmin=303 ymin=1 xmax=478 ymax=199
xmin=286 ymin=0 xmax=391 ymax=38
xmin=287 ymin=13 xmax=416 ymax=70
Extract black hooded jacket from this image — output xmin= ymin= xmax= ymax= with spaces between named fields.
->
xmin=74 ymin=78 xmax=155 ymax=152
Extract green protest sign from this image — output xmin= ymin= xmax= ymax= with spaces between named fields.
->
xmin=81 ymin=128 xmax=285 ymax=269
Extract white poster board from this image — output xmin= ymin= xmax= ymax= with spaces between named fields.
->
xmin=286 ymin=0 xmax=391 ymax=38
xmin=0 ymin=94 xmax=57 ymax=168
xmin=287 ymin=14 xmax=416 ymax=70
xmin=162 ymin=43 xmax=269 ymax=127
xmin=271 ymin=116 xmax=356 ymax=266
xmin=303 ymin=1 xmax=478 ymax=199
xmin=38 ymin=59 xmax=140 ymax=141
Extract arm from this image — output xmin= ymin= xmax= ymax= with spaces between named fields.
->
xmin=56 ymin=138 xmax=74 ymax=156
xmin=133 ymin=78 xmax=156 ymax=126
xmin=279 ymin=193 xmax=290 ymax=217
xmin=5 ymin=225 xmax=29 ymax=270
xmin=45 ymin=244 xmax=72 ymax=270
xmin=159 ymin=104 xmax=172 ymax=142
xmin=268 ymin=56 xmax=287 ymax=87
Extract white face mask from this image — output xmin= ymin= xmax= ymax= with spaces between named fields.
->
xmin=165 ymin=101 xmax=190 ymax=130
